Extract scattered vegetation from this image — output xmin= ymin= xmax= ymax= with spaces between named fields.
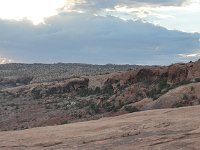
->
xmin=195 ymin=78 xmax=200 ymax=82
xmin=157 ymin=79 xmax=170 ymax=90
xmin=61 ymin=120 xmax=69 ymax=125
xmin=146 ymin=88 xmax=160 ymax=100
xmin=147 ymin=80 xmax=197 ymax=100
xmin=124 ymin=105 xmax=139 ymax=113
xmin=0 ymin=63 xmax=138 ymax=83
xmin=102 ymin=102 xmax=115 ymax=112
xmin=173 ymin=102 xmax=187 ymax=108
xmin=77 ymin=85 xmax=114 ymax=97
xmin=170 ymin=80 xmax=193 ymax=90
xmin=147 ymin=79 xmax=169 ymax=100
xmin=135 ymin=92 xmax=144 ymax=99
xmin=89 ymin=102 xmax=100 ymax=113
xmin=191 ymin=86 xmax=195 ymax=91
xmin=2 ymin=62 xmax=200 ymax=131
xmin=102 ymin=84 xmax=114 ymax=96
xmin=31 ymin=88 xmax=42 ymax=99
xmin=182 ymin=94 xmax=188 ymax=100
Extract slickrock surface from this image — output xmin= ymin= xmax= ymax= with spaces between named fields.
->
xmin=1 ymin=106 xmax=200 ymax=150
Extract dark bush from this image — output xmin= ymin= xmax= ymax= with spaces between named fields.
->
xmin=182 ymin=94 xmax=188 ymax=100
xmin=77 ymin=88 xmax=90 ymax=97
xmin=89 ymin=102 xmax=99 ymax=113
xmin=102 ymin=84 xmax=114 ymax=96
xmin=61 ymin=120 xmax=69 ymax=125
xmin=94 ymin=87 xmax=101 ymax=95
xmin=135 ymin=92 xmax=144 ymax=98
xmin=102 ymin=102 xmax=115 ymax=112
xmin=31 ymin=88 xmax=42 ymax=99
xmin=158 ymin=79 xmax=169 ymax=90
xmin=190 ymin=86 xmax=195 ymax=91
xmin=173 ymin=102 xmax=186 ymax=108
xmin=147 ymin=88 xmax=158 ymax=99
xmin=195 ymin=78 xmax=200 ymax=82
xmin=124 ymin=105 xmax=139 ymax=113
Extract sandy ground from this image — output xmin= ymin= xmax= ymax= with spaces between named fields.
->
xmin=1 ymin=106 xmax=200 ymax=150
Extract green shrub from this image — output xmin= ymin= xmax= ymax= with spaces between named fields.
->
xmin=190 ymin=86 xmax=195 ymax=91
xmin=102 ymin=102 xmax=115 ymax=112
xmin=157 ymin=79 xmax=169 ymax=90
xmin=89 ymin=102 xmax=99 ymax=113
xmin=124 ymin=105 xmax=139 ymax=113
xmin=182 ymin=94 xmax=188 ymax=100
xmin=135 ymin=92 xmax=144 ymax=98
xmin=191 ymin=95 xmax=197 ymax=100
xmin=147 ymin=88 xmax=158 ymax=99
xmin=118 ymin=101 xmax=125 ymax=109
xmin=31 ymin=88 xmax=42 ymax=99
xmin=171 ymin=80 xmax=192 ymax=90
xmin=77 ymin=88 xmax=90 ymax=97
xmin=61 ymin=120 xmax=68 ymax=125
xmin=195 ymin=78 xmax=200 ymax=82
xmin=102 ymin=84 xmax=114 ymax=96
xmin=173 ymin=102 xmax=186 ymax=108
xmin=94 ymin=87 xmax=101 ymax=95
xmin=77 ymin=88 xmax=97 ymax=97
xmin=45 ymin=105 xmax=51 ymax=109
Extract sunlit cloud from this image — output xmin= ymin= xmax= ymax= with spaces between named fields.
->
xmin=0 ymin=0 xmax=199 ymax=32
xmin=147 ymin=1 xmax=200 ymax=32
xmin=0 ymin=57 xmax=13 ymax=64
xmin=179 ymin=52 xmax=200 ymax=58
xmin=62 ymin=0 xmax=86 ymax=13
xmin=96 ymin=0 xmax=200 ymax=33
xmin=0 ymin=0 xmax=66 ymax=24
xmin=0 ymin=12 xmax=199 ymax=65
xmin=0 ymin=0 xmax=199 ymax=65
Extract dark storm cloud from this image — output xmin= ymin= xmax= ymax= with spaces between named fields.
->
xmin=0 ymin=12 xmax=199 ymax=64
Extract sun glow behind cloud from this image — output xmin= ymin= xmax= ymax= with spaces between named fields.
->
xmin=0 ymin=0 xmax=199 ymax=32
xmin=0 ymin=57 xmax=13 ymax=64
xmin=0 ymin=0 xmax=199 ymax=64
xmin=0 ymin=0 xmax=66 ymax=24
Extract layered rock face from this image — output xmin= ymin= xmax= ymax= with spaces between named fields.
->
xmin=105 ymin=61 xmax=200 ymax=86
xmin=31 ymin=78 xmax=89 ymax=97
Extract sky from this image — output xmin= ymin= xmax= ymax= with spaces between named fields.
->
xmin=0 ymin=0 xmax=200 ymax=65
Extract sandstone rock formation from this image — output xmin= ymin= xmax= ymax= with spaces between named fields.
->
xmin=1 ymin=106 xmax=200 ymax=150
xmin=1 ymin=60 xmax=200 ymax=131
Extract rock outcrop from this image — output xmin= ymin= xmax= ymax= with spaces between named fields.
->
xmin=104 ymin=60 xmax=200 ymax=87
xmin=142 ymin=82 xmax=200 ymax=110
xmin=167 ymin=63 xmax=188 ymax=83
xmin=1 ymin=106 xmax=200 ymax=150
xmin=1 ymin=60 xmax=200 ymax=131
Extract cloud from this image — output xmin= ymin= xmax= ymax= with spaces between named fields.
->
xmin=0 ymin=12 xmax=199 ymax=65
xmin=0 ymin=0 xmax=198 ymax=34
xmin=69 ymin=0 xmax=188 ymax=11
xmin=179 ymin=52 xmax=200 ymax=58
xmin=63 ymin=0 xmax=200 ymax=33
xmin=0 ymin=57 xmax=13 ymax=64
xmin=62 ymin=0 xmax=189 ymax=18
xmin=0 ymin=0 xmax=66 ymax=24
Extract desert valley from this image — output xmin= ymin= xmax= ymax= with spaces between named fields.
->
xmin=1 ymin=61 xmax=200 ymax=149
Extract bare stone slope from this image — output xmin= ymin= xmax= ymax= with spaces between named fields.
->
xmin=1 ymin=105 xmax=200 ymax=150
